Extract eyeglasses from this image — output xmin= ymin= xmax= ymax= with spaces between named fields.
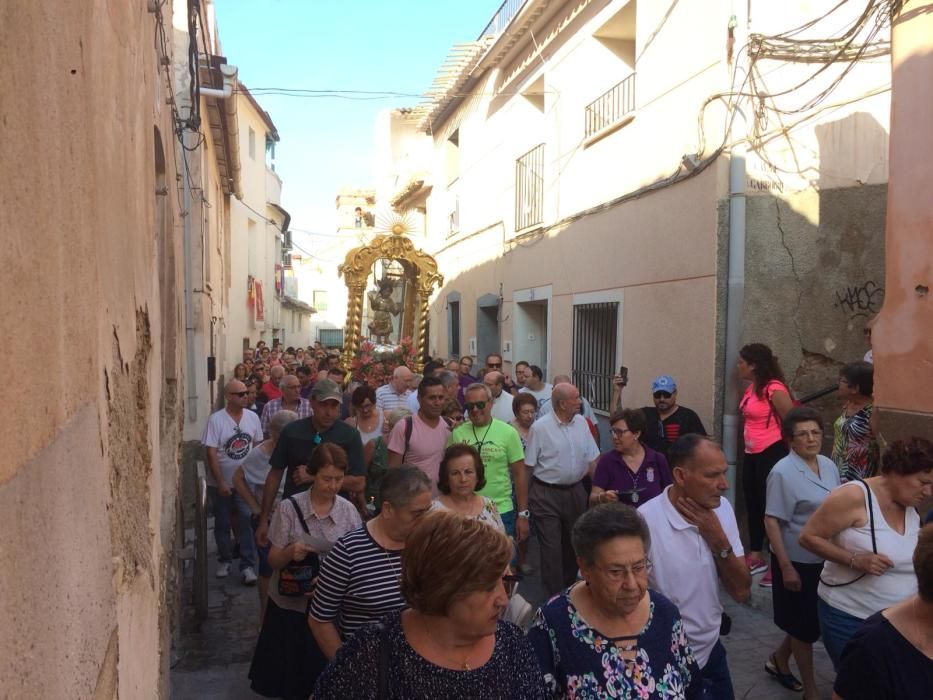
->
xmin=597 ymin=558 xmax=652 ymax=581
xmin=463 ymin=401 xmax=487 ymax=411
xmin=487 ymin=362 xmax=502 ymax=369
xmin=792 ymin=429 xmax=823 ymax=438
xmin=653 ymin=391 xmax=672 ymax=399
xmin=502 ymin=573 xmax=523 ymax=596
xmin=229 ymin=391 xmax=248 ymax=398
xmin=610 ymin=428 xmax=632 ymax=437
xmin=282 ymin=384 xmax=301 ymax=390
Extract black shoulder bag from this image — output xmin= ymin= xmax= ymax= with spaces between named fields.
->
xmin=819 ymin=478 xmax=877 ymax=588
xmin=277 ymin=496 xmax=321 ymax=597
xmin=375 ymin=621 xmax=391 ymax=698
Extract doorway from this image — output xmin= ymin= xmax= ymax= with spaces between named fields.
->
xmin=476 ymin=293 xmax=500 ymax=367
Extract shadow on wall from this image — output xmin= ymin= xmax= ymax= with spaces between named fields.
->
xmin=741 ymin=111 xmax=888 ymax=412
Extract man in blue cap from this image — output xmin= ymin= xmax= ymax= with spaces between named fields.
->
xmin=611 ymin=373 xmax=707 ymax=457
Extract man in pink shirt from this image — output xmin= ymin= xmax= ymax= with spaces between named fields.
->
xmin=386 ymin=376 xmax=450 ymax=492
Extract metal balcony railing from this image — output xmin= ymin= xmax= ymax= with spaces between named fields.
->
xmin=585 ymin=73 xmax=636 ymax=138
xmin=477 ymin=0 xmax=528 ymax=40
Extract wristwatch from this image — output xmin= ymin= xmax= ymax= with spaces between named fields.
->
xmin=717 ymin=546 xmax=733 ymax=559
xmin=516 ymin=510 xmax=530 ymax=519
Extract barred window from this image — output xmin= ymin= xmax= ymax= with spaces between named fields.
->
xmin=515 ymin=144 xmax=544 ymax=231
xmin=571 ymin=302 xmax=618 ymax=413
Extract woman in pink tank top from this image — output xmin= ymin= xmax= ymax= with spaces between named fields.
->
xmin=738 ymin=343 xmax=795 ymax=585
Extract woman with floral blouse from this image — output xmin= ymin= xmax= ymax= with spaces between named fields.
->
xmin=528 ymin=503 xmax=701 ymax=699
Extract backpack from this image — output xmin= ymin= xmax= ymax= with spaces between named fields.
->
xmin=402 ymin=414 xmax=453 ymax=460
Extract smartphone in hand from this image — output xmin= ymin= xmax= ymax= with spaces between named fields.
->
xmin=619 ymin=366 xmax=629 ymax=385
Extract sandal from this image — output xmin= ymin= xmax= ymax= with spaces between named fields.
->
xmin=765 ymin=654 xmax=803 ymax=692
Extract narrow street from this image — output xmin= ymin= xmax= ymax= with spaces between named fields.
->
xmin=171 ymin=519 xmax=836 ymax=699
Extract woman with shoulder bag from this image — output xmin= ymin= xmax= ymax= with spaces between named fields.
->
xmin=248 ymin=443 xmax=361 ymax=700
xmin=799 ymin=437 xmax=933 ymax=669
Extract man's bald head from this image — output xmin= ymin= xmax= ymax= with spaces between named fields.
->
xmin=270 ymin=365 xmax=285 ymax=381
xmin=483 ymin=371 xmax=504 ymax=398
xmin=392 ymin=366 xmax=413 ymax=392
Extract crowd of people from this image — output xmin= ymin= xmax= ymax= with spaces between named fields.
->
xmin=199 ymin=340 xmax=933 ymax=699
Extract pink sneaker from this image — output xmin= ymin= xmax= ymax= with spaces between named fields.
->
xmin=759 ymin=569 xmax=773 ymax=588
xmin=745 ymin=555 xmax=768 ymax=576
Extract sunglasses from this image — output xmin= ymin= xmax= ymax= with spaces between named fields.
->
xmin=463 ymin=401 xmax=487 ymax=411
xmin=229 ymin=391 xmax=248 ymax=398
xmin=487 ymin=362 xmax=502 ymax=368
xmin=653 ymin=391 xmax=672 ymax=399
xmin=502 ymin=573 xmax=523 ymax=597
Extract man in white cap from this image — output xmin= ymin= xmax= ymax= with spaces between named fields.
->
xmin=611 ymin=373 xmax=707 ymax=458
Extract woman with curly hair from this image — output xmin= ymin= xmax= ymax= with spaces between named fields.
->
xmin=800 ymin=437 xmax=933 ymax=668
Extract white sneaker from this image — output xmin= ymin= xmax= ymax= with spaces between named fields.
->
xmin=216 ymin=562 xmax=231 ymax=578
xmin=241 ymin=567 xmax=258 ymax=586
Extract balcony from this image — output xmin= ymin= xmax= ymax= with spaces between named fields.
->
xmin=584 ymin=73 xmax=636 ymax=140
xmin=266 ymin=167 xmax=282 ymax=207
xmin=477 ymin=0 xmax=528 ymax=40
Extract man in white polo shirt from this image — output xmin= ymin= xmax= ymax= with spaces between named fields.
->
xmin=526 ymin=382 xmax=600 ymax=596
xmin=638 ymin=434 xmax=751 ymax=700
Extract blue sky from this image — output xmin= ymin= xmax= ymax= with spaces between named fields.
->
xmin=214 ymin=0 xmax=500 ymax=235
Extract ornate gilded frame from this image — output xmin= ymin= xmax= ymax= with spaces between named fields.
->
xmin=338 ymin=228 xmax=443 ymax=372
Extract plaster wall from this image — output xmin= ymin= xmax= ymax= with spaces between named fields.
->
xmin=429 ymin=166 xmax=721 ymax=428
xmin=873 ymin=0 xmax=933 ymax=440
xmin=0 ymin=1 xmax=185 ymax=696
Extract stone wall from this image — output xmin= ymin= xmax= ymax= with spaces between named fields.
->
xmin=0 ymin=2 xmax=184 ymax=696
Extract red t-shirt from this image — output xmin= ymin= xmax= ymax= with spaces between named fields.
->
xmin=261 ymin=380 xmax=282 ymax=401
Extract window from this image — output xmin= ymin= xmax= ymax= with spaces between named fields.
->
xmin=571 ymin=302 xmax=618 ymax=412
xmin=248 ymin=127 xmax=256 ymax=160
xmin=449 ymin=300 xmax=461 ymax=357
xmin=313 ymin=290 xmax=328 ymax=312
xmin=445 ymin=129 xmax=460 ymax=185
xmin=448 ymin=196 xmax=460 ymax=238
xmin=319 ymin=328 xmax=344 ymax=347
xmin=265 ymin=135 xmax=276 ymax=170
xmin=587 ymin=1 xmax=637 ymax=139
xmin=515 ymin=144 xmax=544 ymax=231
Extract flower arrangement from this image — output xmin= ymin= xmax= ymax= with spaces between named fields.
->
xmin=349 ymin=337 xmax=417 ymax=388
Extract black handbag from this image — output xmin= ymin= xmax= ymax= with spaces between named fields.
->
xmin=277 ymin=497 xmax=321 ymax=597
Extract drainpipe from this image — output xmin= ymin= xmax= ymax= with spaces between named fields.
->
xmin=183 ymin=129 xmax=198 ymax=424
xmin=721 ymin=2 xmax=750 ymax=504
xmin=199 ymin=63 xmax=237 ymax=99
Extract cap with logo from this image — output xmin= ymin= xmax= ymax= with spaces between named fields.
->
xmin=651 ymin=375 xmax=677 ymax=394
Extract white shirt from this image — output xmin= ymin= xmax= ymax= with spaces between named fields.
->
xmin=539 ymin=395 xmax=597 ymax=424
xmin=490 ymin=392 xmax=515 ymax=423
xmin=201 ymin=409 xmax=264 ymax=485
xmin=406 ymin=391 xmax=420 ymax=414
xmin=375 ymin=383 xmax=412 ymax=412
xmin=639 ymin=486 xmax=745 ymax=667
xmin=520 ymin=383 xmax=553 ymax=416
xmin=525 ymin=412 xmax=599 ymax=485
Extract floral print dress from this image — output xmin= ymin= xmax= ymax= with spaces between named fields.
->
xmin=528 ymin=588 xmax=701 ymax=699
xmin=832 ymin=403 xmax=879 ymax=482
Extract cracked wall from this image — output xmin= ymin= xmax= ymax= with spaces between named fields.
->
xmin=743 ymin=184 xmax=887 ymax=399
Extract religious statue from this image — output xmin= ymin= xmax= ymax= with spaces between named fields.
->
xmin=367 ymin=277 xmax=401 ymax=344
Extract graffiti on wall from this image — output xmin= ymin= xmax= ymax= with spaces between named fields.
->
xmin=834 ymin=280 xmax=884 ymax=319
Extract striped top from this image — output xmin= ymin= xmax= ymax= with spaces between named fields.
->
xmin=375 ymin=383 xmax=412 ymax=412
xmin=308 ymin=523 xmax=405 ymax=639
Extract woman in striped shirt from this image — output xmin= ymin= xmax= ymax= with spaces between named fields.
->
xmin=309 ymin=464 xmax=433 ymax=659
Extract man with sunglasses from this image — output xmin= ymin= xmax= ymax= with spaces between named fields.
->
xmin=449 ymin=383 xmax=528 ymax=542
xmin=202 ymin=380 xmax=264 ymax=582
xmin=612 ymin=374 xmax=707 ymax=458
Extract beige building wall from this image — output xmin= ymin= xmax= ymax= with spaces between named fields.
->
xmin=227 ymin=88 xmax=285 ymax=368
xmin=0 ymin=1 xmax=185 ymax=697
xmin=379 ymin=0 xmax=892 ymax=434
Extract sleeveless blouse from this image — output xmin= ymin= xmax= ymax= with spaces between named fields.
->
xmin=818 ymin=480 xmax=920 ymax=620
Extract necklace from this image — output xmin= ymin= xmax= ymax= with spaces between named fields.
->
xmin=621 ymin=451 xmax=645 ymax=503
xmin=422 ymin=616 xmax=478 ymax=671
xmin=373 ymin=519 xmax=402 ymax=583
xmin=471 ymin=421 xmax=493 ymax=452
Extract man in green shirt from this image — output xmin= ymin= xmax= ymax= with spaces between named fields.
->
xmin=449 ymin=383 xmax=529 ymax=542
